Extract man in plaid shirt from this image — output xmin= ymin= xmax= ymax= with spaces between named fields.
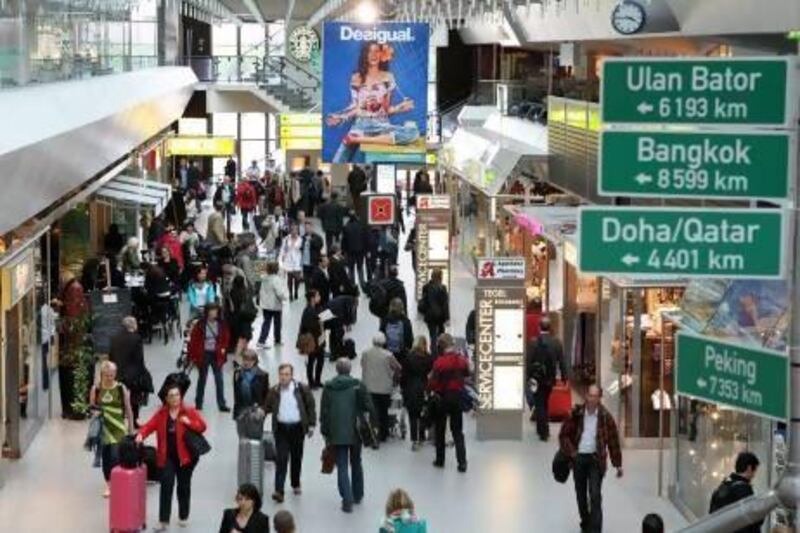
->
xmin=559 ymin=384 xmax=623 ymax=533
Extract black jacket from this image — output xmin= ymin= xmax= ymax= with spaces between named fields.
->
xmin=342 ymin=219 xmax=367 ymax=255
xmin=327 ymin=295 xmax=358 ymax=327
xmin=466 ymin=310 xmax=476 ymax=345
xmin=709 ymin=473 xmax=761 ymax=533
xmin=318 ymin=200 xmax=346 ymax=233
xmin=420 ymin=281 xmax=449 ymax=325
xmin=310 ymin=267 xmax=331 ymax=305
xmin=298 ymin=304 xmax=323 ymax=342
xmin=347 ymin=167 xmax=367 ymax=196
xmin=401 ymin=350 xmax=433 ymax=412
xmin=380 ymin=277 xmax=407 ymax=315
xmin=329 ymin=256 xmax=356 ymax=297
xmin=109 ymin=329 xmax=148 ymax=392
xmin=232 ymin=365 xmax=269 ymax=420
xmin=263 ymin=381 xmax=316 ymax=433
xmin=301 ymin=232 xmax=324 ymax=268
xmin=218 ymin=508 xmax=270 ymax=533
xmin=526 ymin=333 xmax=567 ymax=386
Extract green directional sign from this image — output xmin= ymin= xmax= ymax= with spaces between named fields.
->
xmin=676 ymin=331 xmax=787 ymax=420
xmin=599 ymin=131 xmax=793 ymax=200
xmin=601 ymin=57 xmax=794 ymax=126
xmin=578 ymin=207 xmax=784 ymax=278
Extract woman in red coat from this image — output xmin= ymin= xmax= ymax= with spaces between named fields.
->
xmin=187 ymin=302 xmax=231 ymax=412
xmin=136 ymin=381 xmax=207 ymax=531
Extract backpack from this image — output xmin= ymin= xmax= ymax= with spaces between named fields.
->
xmin=368 ymin=282 xmax=389 ymax=318
xmin=709 ymin=477 xmax=749 ymax=513
xmin=385 ymin=320 xmax=404 ymax=354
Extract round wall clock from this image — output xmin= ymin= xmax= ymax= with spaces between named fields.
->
xmin=611 ymin=1 xmax=646 ymax=35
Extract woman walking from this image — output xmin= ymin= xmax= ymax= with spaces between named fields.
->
xmin=280 ymin=224 xmax=303 ymax=302
xmin=137 ymin=382 xmax=208 ymax=531
xmin=402 ymin=337 xmax=433 ymax=451
xmin=187 ymin=302 xmax=231 ymax=412
xmin=298 ymin=289 xmax=325 ymax=389
xmin=257 ymin=261 xmax=288 ymax=348
xmin=90 ymin=361 xmax=134 ymax=497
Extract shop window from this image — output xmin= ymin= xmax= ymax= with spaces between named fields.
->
xmin=241 ymin=113 xmax=266 ymax=140
xmin=241 ymin=140 xmax=266 ymax=170
xmin=212 ymin=113 xmax=238 ymax=138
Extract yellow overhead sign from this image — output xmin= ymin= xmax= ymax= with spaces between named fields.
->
xmin=279 ymin=113 xmax=322 ymax=126
xmin=281 ymin=138 xmax=322 ymax=150
xmin=280 ymin=125 xmax=322 ymax=139
xmin=166 ymin=137 xmax=236 ymax=156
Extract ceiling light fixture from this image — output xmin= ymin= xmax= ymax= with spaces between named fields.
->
xmin=356 ymin=0 xmax=379 ymax=23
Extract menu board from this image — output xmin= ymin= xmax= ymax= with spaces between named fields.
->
xmin=90 ymin=288 xmax=133 ymax=354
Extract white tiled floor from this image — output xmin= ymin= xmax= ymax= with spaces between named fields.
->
xmin=0 ymin=207 xmax=688 ymax=532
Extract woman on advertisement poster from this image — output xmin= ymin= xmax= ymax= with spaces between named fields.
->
xmin=326 ymin=41 xmax=419 ymax=162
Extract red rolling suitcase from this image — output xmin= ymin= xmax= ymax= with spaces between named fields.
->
xmin=548 ymin=380 xmax=572 ymax=422
xmin=109 ymin=465 xmax=146 ymax=532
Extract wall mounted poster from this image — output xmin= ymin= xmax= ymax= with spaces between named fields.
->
xmin=322 ymin=22 xmax=429 ymax=163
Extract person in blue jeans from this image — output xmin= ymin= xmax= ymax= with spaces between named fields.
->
xmin=187 ymin=303 xmax=231 ymax=412
xmin=320 ymin=358 xmax=376 ymax=513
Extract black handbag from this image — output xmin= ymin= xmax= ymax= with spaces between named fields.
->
xmin=184 ymin=428 xmax=211 ymax=458
xmin=552 ymin=449 xmax=572 ymax=483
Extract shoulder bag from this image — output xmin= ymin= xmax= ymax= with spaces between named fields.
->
xmin=184 ymin=427 xmax=211 ymax=458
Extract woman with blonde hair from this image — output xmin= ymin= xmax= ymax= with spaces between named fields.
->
xmin=90 ymin=360 xmax=135 ymax=497
xmin=379 ymin=489 xmax=427 ymax=533
xmin=401 ymin=336 xmax=433 ymax=451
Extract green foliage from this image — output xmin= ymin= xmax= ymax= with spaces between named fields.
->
xmin=61 ymin=314 xmax=94 ymax=416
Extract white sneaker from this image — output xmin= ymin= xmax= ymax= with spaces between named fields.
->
xmin=256 ymin=342 xmax=267 ymax=349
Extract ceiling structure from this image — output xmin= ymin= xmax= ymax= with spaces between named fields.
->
xmin=219 ymin=0 xmax=327 ymax=22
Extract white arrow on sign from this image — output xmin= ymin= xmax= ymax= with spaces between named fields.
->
xmin=697 ymin=378 xmax=708 ymax=389
xmin=635 ymin=173 xmax=653 ymax=185
xmin=621 ymin=254 xmax=640 ymax=266
xmin=637 ymin=101 xmax=654 ymax=115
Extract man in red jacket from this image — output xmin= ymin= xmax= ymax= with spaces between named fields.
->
xmin=428 ymin=333 xmax=470 ymax=472
xmin=187 ymin=302 xmax=231 ymax=412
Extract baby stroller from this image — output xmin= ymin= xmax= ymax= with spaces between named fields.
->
xmin=387 ymin=386 xmax=407 ymax=440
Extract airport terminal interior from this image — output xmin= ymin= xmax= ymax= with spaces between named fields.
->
xmin=0 ymin=1 xmax=798 ymax=532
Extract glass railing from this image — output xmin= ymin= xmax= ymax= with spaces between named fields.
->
xmin=1 ymin=55 xmax=159 ymax=89
xmin=184 ymin=54 xmax=321 ymax=110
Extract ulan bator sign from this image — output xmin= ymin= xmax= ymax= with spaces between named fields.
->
xmin=601 ymin=57 xmax=794 ymax=126
xmin=599 ymin=130 xmax=792 ymax=200
xmin=676 ymin=331 xmax=787 ymax=420
xmin=578 ymin=207 xmax=785 ymax=278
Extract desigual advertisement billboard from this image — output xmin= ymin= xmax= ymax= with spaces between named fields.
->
xmin=322 ymin=22 xmax=429 ymax=163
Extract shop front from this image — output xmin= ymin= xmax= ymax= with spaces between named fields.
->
xmin=668 ymin=279 xmax=787 ymax=525
xmin=598 ymin=277 xmax=685 ymax=445
xmin=0 ymin=229 xmax=52 ymax=461
xmin=441 ymin=111 xmax=548 ymax=269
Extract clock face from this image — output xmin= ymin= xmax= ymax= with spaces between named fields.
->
xmin=611 ymin=1 xmax=646 ymax=35
xmin=288 ymin=26 xmax=319 ymax=63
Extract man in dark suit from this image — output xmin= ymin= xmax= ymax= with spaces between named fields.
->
xmin=525 ymin=317 xmax=567 ymax=440
xmin=310 ymin=255 xmax=332 ymax=306
xmin=328 ymin=245 xmax=356 ymax=298
xmin=109 ymin=316 xmax=151 ymax=426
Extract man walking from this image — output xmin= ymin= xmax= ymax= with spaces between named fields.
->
xmin=301 ymin=220 xmax=324 ymax=289
xmin=559 ymin=384 xmax=623 ymax=533
xmin=361 ymin=333 xmax=401 ymax=442
xmin=320 ymin=358 xmax=376 ymax=513
xmin=428 ymin=334 xmax=469 ymax=472
xmin=264 ymin=364 xmax=316 ymax=504
xmin=526 ymin=317 xmax=567 ymax=440
xmin=342 ymin=211 xmax=369 ymax=289
xmin=318 ymin=192 xmax=347 ymax=250
xmin=109 ymin=316 xmax=151 ymax=426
